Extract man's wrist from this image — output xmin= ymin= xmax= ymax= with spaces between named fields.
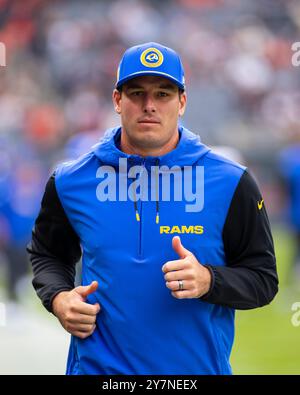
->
xmin=51 ymin=289 xmax=71 ymax=315
xmin=203 ymin=266 xmax=212 ymax=294
xmin=198 ymin=265 xmax=215 ymax=299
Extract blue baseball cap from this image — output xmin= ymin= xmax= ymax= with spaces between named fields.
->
xmin=115 ymin=42 xmax=185 ymax=91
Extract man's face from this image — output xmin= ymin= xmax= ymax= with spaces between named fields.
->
xmin=112 ymin=76 xmax=186 ymax=152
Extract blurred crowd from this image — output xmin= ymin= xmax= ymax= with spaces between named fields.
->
xmin=0 ymin=0 xmax=300 ymax=301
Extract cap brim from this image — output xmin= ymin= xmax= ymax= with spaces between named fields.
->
xmin=116 ymin=70 xmax=185 ymax=90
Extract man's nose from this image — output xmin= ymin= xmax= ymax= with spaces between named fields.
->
xmin=143 ymin=94 xmax=156 ymax=113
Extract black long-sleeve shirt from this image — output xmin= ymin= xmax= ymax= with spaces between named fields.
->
xmin=27 ymin=170 xmax=278 ymax=312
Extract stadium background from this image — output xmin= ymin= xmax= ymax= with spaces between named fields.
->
xmin=0 ymin=0 xmax=300 ymax=374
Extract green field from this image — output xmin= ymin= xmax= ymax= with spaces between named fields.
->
xmin=231 ymin=225 xmax=300 ymax=374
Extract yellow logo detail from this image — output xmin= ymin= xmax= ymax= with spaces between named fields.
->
xmin=147 ymin=53 xmax=158 ymax=61
xmin=258 ymin=199 xmax=264 ymax=210
xmin=140 ymin=47 xmax=164 ymax=68
xmin=160 ymin=225 xmax=204 ymax=235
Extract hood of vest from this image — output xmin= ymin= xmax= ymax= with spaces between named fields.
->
xmin=92 ymin=125 xmax=210 ymax=168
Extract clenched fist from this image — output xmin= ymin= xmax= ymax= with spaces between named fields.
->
xmin=52 ymin=281 xmax=100 ymax=339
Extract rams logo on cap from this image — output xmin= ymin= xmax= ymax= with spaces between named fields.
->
xmin=140 ymin=47 xmax=164 ymax=68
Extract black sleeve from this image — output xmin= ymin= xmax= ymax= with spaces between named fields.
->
xmin=201 ymin=170 xmax=278 ymax=310
xmin=27 ymin=174 xmax=82 ymax=312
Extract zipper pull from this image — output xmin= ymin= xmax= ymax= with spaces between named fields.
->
xmin=155 ymin=212 xmax=159 ymax=224
xmin=135 ymin=211 xmax=140 ymax=222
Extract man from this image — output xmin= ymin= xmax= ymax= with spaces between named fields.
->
xmin=278 ymin=143 xmax=300 ymax=281
xmin=27 ymin=42 xmax=278 ymax=374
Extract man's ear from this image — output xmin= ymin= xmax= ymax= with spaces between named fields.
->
xmin=112 ymin=89 xmax=121 ymax=114
xmin=178 ymin=91 xmax=187 ymax=117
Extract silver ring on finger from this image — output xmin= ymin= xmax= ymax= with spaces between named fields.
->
xmin=178 ymin=280 xmax=184 ymax=291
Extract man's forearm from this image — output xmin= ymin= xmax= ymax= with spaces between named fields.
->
xmin=28 ymin=243 xmax=75 ymax=312
xmin=201 ymin=260 xmax=278 ymax=309
xmin=27 ymin=173 xmax=81 ymax=312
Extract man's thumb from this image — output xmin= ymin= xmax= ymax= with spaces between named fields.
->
xmin=75 ymin=281 xmax=98 ymax=299
xmin=172 ymin=236 xmax=191 ymax=259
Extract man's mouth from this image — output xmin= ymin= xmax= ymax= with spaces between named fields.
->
xmin=138 ymin=119 xmax=161 ymax=124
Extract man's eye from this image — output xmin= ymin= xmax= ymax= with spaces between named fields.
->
xmin=158 ymin=92 xmax=168 ymax=97
xmin=131 ymin=91 xmax=143 ymax=96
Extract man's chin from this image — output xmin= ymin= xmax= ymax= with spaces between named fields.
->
xmin=134 ymin=133 xmax=163 ymax=150
xmin=137 ymin=123 xmax=161 ymax=132
xmin=135 ymin=126 xmax=161 ymax=139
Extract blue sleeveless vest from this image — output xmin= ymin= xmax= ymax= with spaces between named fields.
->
xmin=55 ymin=126 xmax=245 ymax=374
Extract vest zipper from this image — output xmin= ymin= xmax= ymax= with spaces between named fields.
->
xmin=134 ymin=158 xmax=160 ymax=257
xmin=136 ymin=158 xmax=145 ymax=257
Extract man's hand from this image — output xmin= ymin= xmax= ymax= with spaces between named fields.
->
xmin=52 ymin=281 xmax=100 ymax=339
xmin=162 ymin=236 xmax=212 ymax=299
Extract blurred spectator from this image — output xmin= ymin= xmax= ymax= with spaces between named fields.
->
xmin=0 ymin=156 xmax=46 ymax=301
xmin=278 ymin=142 xmax=300 ymax=281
